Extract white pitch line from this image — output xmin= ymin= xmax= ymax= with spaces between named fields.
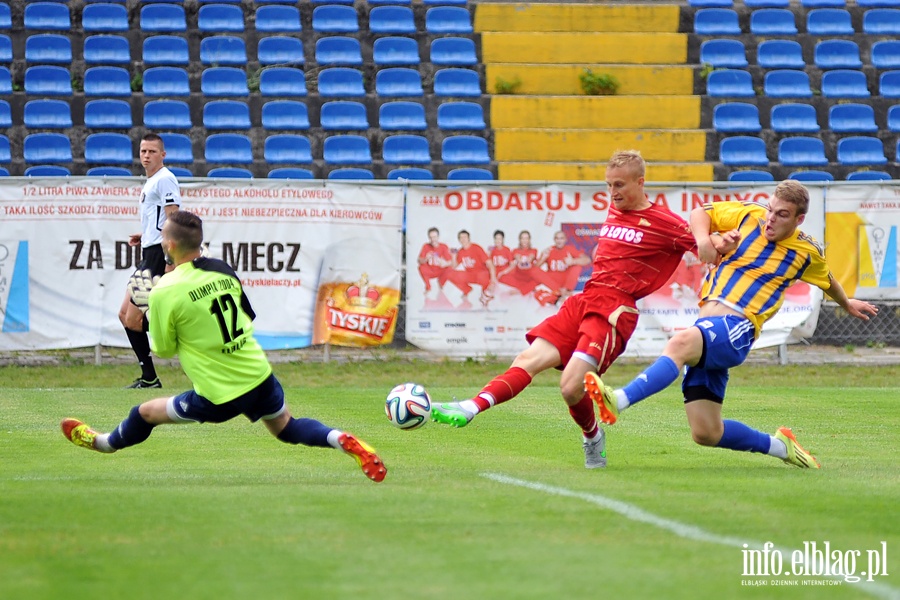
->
xmin=482 ymin=473 xmax=899 ymax=600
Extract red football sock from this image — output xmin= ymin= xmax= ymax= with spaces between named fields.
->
xmin=473 ymin=366 xmax=533 ymax=411
xmin=568 ymin=394 xmax=599 ymax=438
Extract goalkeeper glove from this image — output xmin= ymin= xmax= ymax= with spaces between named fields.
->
xmin=128 ymin=269 xmax=161 ymax=313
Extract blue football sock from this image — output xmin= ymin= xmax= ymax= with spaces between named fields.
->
xmin=716 ymin=419 xmax=772 ymax=454
xmin=621 ymin=356 xmax=681 ymax=406
xmin=107 ymin=405 xmax=155 ymax=450
xmin=276 ymin=417 xmax=333 ymax=448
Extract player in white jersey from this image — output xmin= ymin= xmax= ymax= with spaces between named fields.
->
xmin=118 ymin=133 xmax=182 ymax=389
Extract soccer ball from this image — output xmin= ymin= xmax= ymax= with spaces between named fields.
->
xmin=385 ymin=383 xmax=432 ymax=430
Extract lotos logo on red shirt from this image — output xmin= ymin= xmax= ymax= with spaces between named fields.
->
xmin=598 ymin=225 xmax=644 ymax=244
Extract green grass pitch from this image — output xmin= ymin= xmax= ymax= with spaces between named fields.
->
xmin=1 ymin=360 xmax=898 ymax=599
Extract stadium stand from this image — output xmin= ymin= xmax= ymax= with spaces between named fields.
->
xmin=159 ymin=133 xmax=194 ymax=164
xmin=142 ymin=67 xmax=191 ymax=96
xmin=707 ymin=69 xmax=755 ymax=97
xmin=0 ymin=4 xmax=9 ymax=30
xmin=0 ymin=67 xmax=9 ymax=95
xmin=880 ymin=71 xmax=900 ymax=97
xmin=315 ymin=37 xmax=363 ymax=66
xmin=806 ymin=9 xmax=854 ymax=35
xmin=373 ymin=37 xmax=420 ymax=66
xmin=261 ymin=100 xmax=310 ymax=130
xmin=203 ymin=101 xmax=252 ymax=130
xmin=328 ymin=168 xmax=375 ymax=180
xmin=268 ymin=168 xmax=315 ymax=180
xmin=24 ymin=133 xmax=72 ymax=163
xmin=382 ymin=135 xmax=432 ymax=165
xmin=24 ymin=65 xmax=71 ymax=95
xmin=778 ymin=137 xmax=829 ymax=167
xmin=863 ymin=9 xmax=900 ymax=34
xmin=323 ymin=135 xmax=372 ymax=164
xmin=82 ymin=4 xmax=129 ymax=32
xmin=84 ymin=99 xmax=132 ymax=129
xmin=25 ymin=33 xmax=72 ymax=63
xmin=437 ymin=102 xmax=486 ymax=130
xmin=317 ymin=68 xmax=366 ymax=97
xmin=387 ymin=167 xmax=433 ymax=180
xmin=0 ymin=35 xmax=9 ymax=62
xmin=757 ymin=40 xmax=805 ymax=69
xmin=144 ymin=100 xmax=192 ymax=129
xmin=200 ymin=36 xmax=247 ymax=65
xmin=140 ymin=4 xmax=186 ymax=32
xmin=700 ymin=39 xmax=748 ymax=68
xmin=201 ymin=67 xmax=250 ymax=97
xmin=430 ymin=37 xmax=478 ymax=66
xmin=84 ymin=66 xmax=131 ymax=96
xmin=205 ymin=134 xmax=253 ymax=164
xmin=321 ymin=101 xmax=370 ymax=130
xmin=771 ymin=103 xmax=820 ymax=133
xmin=821 ymin=69 xmax=871 ymax=98
xmin=25 ymin=165 xmax=70 ymax=176
xmin=264 ymin=135 xmax=313 ymax=164
xmin=829 ymin=104 xmax=879 ymax=133
xmin=369 ymin=6 xmax=416 ymax=34
xmin=376 ymin=68 xmax=425 ymax=97
xmin=872 ymin=41 xmax=900 ymax=70
xmin=380 ymin=101 xmax=428 ymax=130
xmin=143 ymin=35 xmax=189 ymax=65
xmin=788 ymin=170 xmax=834 ymax=181
xmin=712 ymin=103 xmax=762 ymax=133
xmin=257 ymin=36 xmax=304 ymax=65
xmin=693 ymin=8 xmax=741 ymax=35
xmin=24 ymin=99 xmax=72 ymax=129
xmin=750 ymin=9 xmax=798 ymax=35
xmin=259 ymin=67 xmax=307 ymax=96
xmin=84 ymin=133 xmax=132 ymax=164
xmin=433 ymin=68 xmax=481 ymax=97
xmin=814 ymin=39 xmax=863 ymax=70
xmin=255 ymin=5 xmax=301 ymax=33
xmin=764 ymin=70 xmax=813 ymax=98
xmin=207 ymin=167 xmax=253 ymax=178
xmin=888 ymin=105 xmax=900 ymax=131
xmin=0 ymin=100 xmax=9 ymax=128
xmin=87 ymin=167 xmax=132 ymax=176
xmin=727 ymin=170 xmax=775 ymax=182
xmin=425 ymin=7 xmax=474 ymax=34
xmin=447 ymin=167 xmax=494 ymax=180
xmin=198 ymin=4 xmax=244 ymax=33
xmin=312 ymin=5 xmax=358 ymax=32
xmin=84 ymin=35 xmax=130 ymax=65
xmin=837 ymin=137 xmax=888 ymax=166
xmin=847 ymin=171 xmax=892 ymax=181
xmin=441 ymin=135 xmax=490 ymax=164
xmin=720 ymin=137 xmax=769 ymax=166
xmin=24 ymin=2 xmax=70 ymax=30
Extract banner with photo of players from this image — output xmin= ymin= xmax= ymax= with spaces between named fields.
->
xmin=405 ymin=183 xmax=827 ymax=357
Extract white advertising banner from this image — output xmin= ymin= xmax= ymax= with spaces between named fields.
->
xmin=0 ymin=178 xmax=403 ymax=351
xmin=404 ymin=183 xmax=826 ymax=358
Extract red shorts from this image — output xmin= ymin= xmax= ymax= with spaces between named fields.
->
xmin=526 ymin=292 xmax=638 ymax=374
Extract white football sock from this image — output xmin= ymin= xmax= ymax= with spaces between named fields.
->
xmin=458 ymin=400 xmax=480 ymax=415
xmin=326 ymin=430 xmax=342 ymax=450
xmin=768 ymin=436 xmax=788 ymax=459
xmin=615 ymin=389 xmax=630 ymax=411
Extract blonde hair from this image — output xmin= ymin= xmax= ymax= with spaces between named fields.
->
xmin=774 ymin=180 xmax=810 ymax=216
xmin=608 ymin=150 xmax=646 ymax=178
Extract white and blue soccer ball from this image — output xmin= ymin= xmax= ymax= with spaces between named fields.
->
xmin=385 ymin=383 xmax=432 ymax=430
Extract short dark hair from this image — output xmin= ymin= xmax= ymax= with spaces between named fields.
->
xmin=427 ymin=227 xmax=439 ymax=236
xmin=142 ymin=132 xmax=164 ymax=149
xmin=493 ymin=229 xmax=505 ymax=238
xmin=167 ymin=210 xmax=203 ymax=252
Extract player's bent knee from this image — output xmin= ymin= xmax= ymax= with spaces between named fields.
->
xmin=691 ymin=427 xmax=721 ymax=447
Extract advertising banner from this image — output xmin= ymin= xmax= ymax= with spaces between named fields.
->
xmin=0 ymin=178 xmax=403 ymax=351
xmin=404 ymin=183 xmax=826 ymax=357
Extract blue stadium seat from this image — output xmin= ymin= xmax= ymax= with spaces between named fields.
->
xmin=847 ymin=170 xmax=892 ymax=181
xmin=201 ymin=67 xmax=249 ymax=96
xmin=880 ymin=71 xmax=900 ymax=97
xmin=143 ymin=35 xmax=189 ymax=65
xmin=200 ymin=35 xmax=247 ymax=65
xmin=317 ymin=68 xmax=365 ymax=97
xmin=0 ymin=67 xmax=9 ymax=95
xmin=750 ymin=9 xmax=797 ymax=35
xmin=815 ymin=39 xmax=862 ymax=70
xmin=203 ymin=100 xmax=251 ymax=129
xmin=788 ymin=170 xmax=834 ymax=182
xmin=205 ymin=133 xmax=253 ymax=163
xmin=24 ymin=65 xmax=71 ymax=95
xmin=87 ymin=166 xmax=131 ymax=176
xmin=0 ymin=4 xmax=9 ymax=30
xmin=837 ymin=137 xmax=887 ymax=165
xmin=829 ymin=104 xmax=878 ymax=133
xmin=437 ymin=101 xmax=486 ymax=130
xmin=261 ymin=100 xmax=310 ymax=130
xmin=198 ymin=4 xmax=244 ymax=32
xmin=142 ymin=66 xmax=190 ymax=96
xmin=369 ymin=6 xmax=416 ymax=34
xmin=316 ymin=37 xmax=363 ymax=66
xmin=84 ymin=66 xmax=130 ymax=96
xmin=25 ymin=2 xmax=70 ymax=30
xmin=447 ymin=167 xmax=494 ymax=181
xmin=689 ymin=0 xmax=732 ymax=4
xmin=821 ymin=70 xmax=870 ymax=98
xmin=0 ymin=135 xmax=9 ymax=163
xmin=872 ymin=41 xmax=900 ymax=70
xmin=328 ymin=168 xmax=374 ymax=180
xmin=426 ymin=7 xmax=473 ymax=34
xmin=168 ymin=167 xmax=193 ymax=178
xmin=312 ymin=4 xmax=358 ymax=32
xmin=719 ymin=136 xmax=769 ymax=166
xmin=0 ymin=100 xmax=10 ymax=128
xmin=25 ymin=34 xmax=72 ymax=63
xmin=764 ymin=70 xmax=813 ymax=98
xmin=24 ymin=99 xmax=71 ymax=128
xmin=770 ymin=103 xmax=820 ymax=133
xmin=801 ymin=0 xmax=847 ymax=6
xmin=387 ymin=167 xmax=433 ymax=180
xmin=373 ymin=37 xmax=420 ymax=66
xmin=323 ymin=135 xmax=372 ymax=164
xmin=863 ymin=9 xmax=900 ymax=34
xmin=375 ymin=68 xmax=424 ymax=97
xmin=25 ymin=165 xmax=70 ymax=176
xmin=159 ymin=133 xmax=193 ymax=163
xmin=259 ymin=67 xmax=307 ymax=96
xmin=84 ymin=99 xmax=132 ymax=128
xmin=778 ymin=137 xmax=829 ymax=167
xmin=745 ymin=0 xmax=789 ymax=6
xmin=888 ymin=105 xmax=900 ymax=131
xmin=268 ymin=168 xmax=314 ymax=179
xmin=258 ymin=36 xmax=304 ymax=65
xmin=144 ymin=100 xmax=192 ymax=129
xmin=757 ymin=40 xmax=805 ymax=69
xmin=433 ymin=68 xmax=481 ymax=97
xmin=255 ymin=5 xmax=301 ymax=32
xmin=84 ymin=35 xmax=130 ymax=64
xmin=423 ymin=0 xmax=467 ymax=4
xmin=82 ymin=4 xmax=129 ymax=32
xmin=430 ymin=37 xmax=477 ymax=66
xmin=263 ymin=134 xmax=313 ymax=163
xmin=0 ymin=34 xmax=9 ymax=62
xmin=706 ymin=69 xmax=755 ymax=97
xmin=380 ymin=102 xmax=429 ymax=130
xmin=207 ymin=167 xmax=252 ymax=178
xmin=727 ymin=170 xmax=775 ymax=182
xmin=321 ymin=101 xmax=369 ymax=130
xmin=441 ymin=135 xmax=490 ymax=164
xmin=85 ymin=132 xmax=132 ymax=164
xmin=807 ymin=9 xmax=854 ymax=35
xmin=712 ymin=102 xmax=762 ymax=133
xmin=369 ymin=0 xmax=412 ymax=5
xmin=383 ymin=134 xmax=431 ymax=164
xmin=24 ymin=133 xmax=72 ymax=163
xmin=700 ymin=39 xmax=748 ymax=68
xmin=693 ymin=8 xmax=740 ymax=35
xmin=140 ymin=4 xmax=186 ymax=32
xmin=858 ymin=0 xmax=900 ymax=6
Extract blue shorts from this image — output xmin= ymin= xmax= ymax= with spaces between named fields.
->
xmin=682 ymin=314 xmax=755 ymax=404
xmin=166 ymin=373 xmax=286 ymax=424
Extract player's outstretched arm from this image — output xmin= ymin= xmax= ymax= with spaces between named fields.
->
xmin=824 ymin=277 xmax=879 ymax=321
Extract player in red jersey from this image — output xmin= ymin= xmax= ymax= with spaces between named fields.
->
xmin=534 ymin=230 xmax=592 ymax=305
xmin=417 ymin=227 xmax=453 ymax=292
xmin=489 ymin=230 xmax=513 ymax=272
xmin=497 ymin=230 xmax=540 ymax=295
xmin=446 ymin=230 xmax=498 ymax=308
xmin=432 ymin=150 xmax=731 ymax=469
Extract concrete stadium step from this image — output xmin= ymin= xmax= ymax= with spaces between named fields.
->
xmin=498 ymin=162 xmax=714 ymax=183
xmin=494 ymin=130 xmax=706 ymax=162
xmin=490 ymin=96 xmax=700 ymax=129
xmin=481 ymin=32 xmax=687 ymax=65
xmin=485 ymin=64 xmax=694 ymax=96
xmin=475 ymin=3 xmax=680 ymax=33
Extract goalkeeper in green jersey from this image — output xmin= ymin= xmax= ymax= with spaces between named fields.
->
xmin=61 ymin=210 xmax=386 ymax=483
